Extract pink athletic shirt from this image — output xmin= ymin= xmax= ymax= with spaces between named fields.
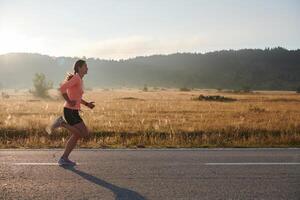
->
xmin=59 ymin=73 xmax=84 ymax=110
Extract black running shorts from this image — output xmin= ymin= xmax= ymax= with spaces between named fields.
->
xmin=63 ymin=107 xmax=83 ymax=126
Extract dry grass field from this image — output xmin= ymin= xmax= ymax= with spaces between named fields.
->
xmin=0 ymin=88 xmax=300 ymax=148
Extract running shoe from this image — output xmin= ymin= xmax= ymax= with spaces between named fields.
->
xmin=58 ymin=157 xmax=76 ymax=166
xmin=46 ymin=116 xmax=65 ymax=135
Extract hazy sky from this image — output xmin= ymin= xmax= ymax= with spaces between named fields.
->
xmin=0 ymin=0 xmax=299 ymax=59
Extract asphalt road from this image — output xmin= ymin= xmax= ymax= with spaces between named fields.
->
xmin=0 ymin=148 xmax=299 ymax=200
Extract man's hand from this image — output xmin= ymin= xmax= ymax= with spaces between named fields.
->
xmin=86 ymin=101 xmax=95 ymax=109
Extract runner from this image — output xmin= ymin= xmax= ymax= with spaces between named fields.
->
xmin=46 ymin=59 xmax=95 ymax=166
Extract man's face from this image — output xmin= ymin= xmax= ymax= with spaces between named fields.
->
xmin=80 ymin=63 xmax=88 ymax=74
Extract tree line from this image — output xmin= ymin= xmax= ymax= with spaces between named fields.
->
xmin=0 ymin=47 xmax=299 ymax=90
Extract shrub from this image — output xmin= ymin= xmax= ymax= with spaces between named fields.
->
xmin=296 ymin=87 xmax=300 ymax=93
xmin=248 ymin=105 xmax=266 ymax=113
xmin=180 ymin=87 xmax=191 ymax=91
xmin=30 ymin=73 xmax=53 ymax=98
xmin=143 ymin=84 xmax=148 ymax=92
xmin=195 ymin=94 xmax=236 ymax=102
xmin=1 ymin=92 xmax=9 ymax=99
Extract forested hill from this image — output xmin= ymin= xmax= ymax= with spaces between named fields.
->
xmin=0 ymin=47 xmax=299 ymax=90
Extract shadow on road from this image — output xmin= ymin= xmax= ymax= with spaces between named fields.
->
xmin=61 ymin=165 xmax=146 ymax=200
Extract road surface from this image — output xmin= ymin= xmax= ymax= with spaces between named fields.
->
xmin=0 ymin=148 xmax=299 ymax=199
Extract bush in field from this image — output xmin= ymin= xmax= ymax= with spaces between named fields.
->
xmin=180 ymin=86 xmax=191 ymax=91
xmin=195 ymin=94 xmax=236 ymax=102
xmin=143 ymin=84 xmax=148 ymax=92
xmin=30 ymin=73 xmax=53 ymax=98
xmin=1 ymin=92 xmax=9 ymax=99
xmin=296 ymin=87 xmax=300 ymax=93
xmin=242 ymin=85 xmax=252 ymax=93
xmin=248 ymin=104 xmax=266 ymax=113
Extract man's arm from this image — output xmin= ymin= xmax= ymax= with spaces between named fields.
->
xmin=81 ymin=99 xmax=95 ymax=109
xmin=80 ymin=99 xmax=88 ymax=106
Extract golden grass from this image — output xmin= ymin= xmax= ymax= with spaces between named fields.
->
xmin=0 ymin=88 xmax=300 ymax=148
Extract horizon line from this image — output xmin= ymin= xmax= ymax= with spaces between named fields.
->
xmin=1 ymin=46 xmax=299 ymax=61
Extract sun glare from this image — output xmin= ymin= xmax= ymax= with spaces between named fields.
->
xmin=0 ymin=29 xmax=41 ymax=55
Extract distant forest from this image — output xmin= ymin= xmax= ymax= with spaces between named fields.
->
xmin=0 ymin=47 xmax=299 ymax=90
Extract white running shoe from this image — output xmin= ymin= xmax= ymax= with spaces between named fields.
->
xmin=58 ymin=157 xmax=76 ymax=166
xmin=46 ymin=116 xmax=65 ymax=135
